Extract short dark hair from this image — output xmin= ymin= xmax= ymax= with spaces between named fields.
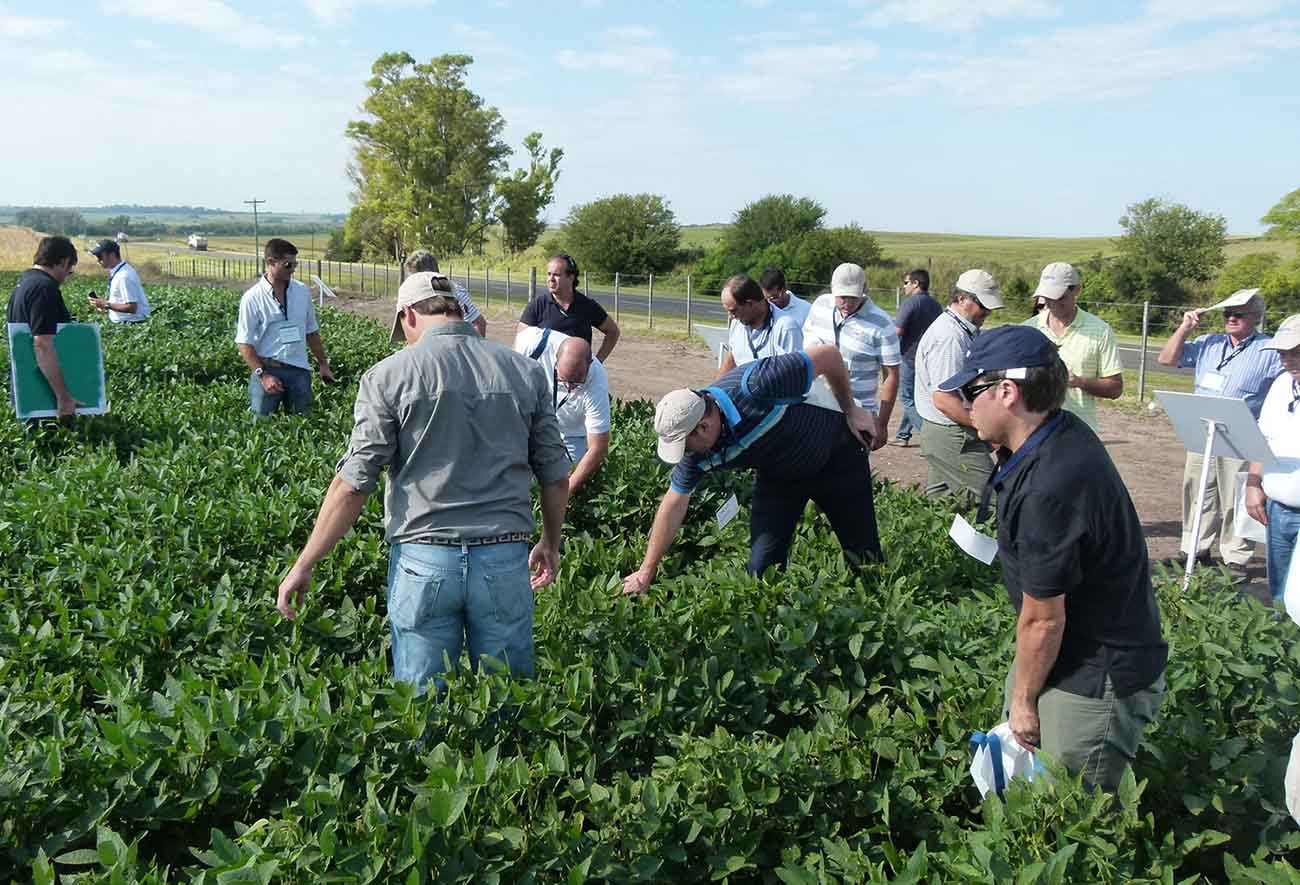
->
xmin=758 ymin=267 xmax=786 ymax=293
xmin=982 ymin=358 xmax=1068 ymax=414
xmin=407 ymin=276 xmax=462 ymax=317
xmin=264 ymin=238 xmax=298 ymax=261
xmin=404 ymin=250 xmax=439 ymax=274
xmin=723 ymin=274 xmax=765 ymax=305
xmin=906 ymin=268 xmax=929 ymax=291
xmin=34 ymin=236 xmax=77 ymax=268
xmin=549 ymin=253 xmax=578 ymax=278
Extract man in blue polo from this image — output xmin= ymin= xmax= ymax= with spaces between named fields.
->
xmin=1157 ymin=288 xmax=1283 ymax=576
xmin=621 ymin=345 xmax=879 ymax=595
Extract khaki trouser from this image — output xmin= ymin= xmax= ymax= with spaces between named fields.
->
xmin=1003 ymin=666 xmax=1165 ymax=794
xmin=920 ymin=419 xmax=994 ymax=501
xmin=1180 ymin=451 xmax=1253 ymax=565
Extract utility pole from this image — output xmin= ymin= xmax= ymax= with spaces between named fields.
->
xmin=244 ymin=198 xmax=266 ymax=262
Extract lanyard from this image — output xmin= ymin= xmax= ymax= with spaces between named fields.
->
xmin=746 ymin=311 xmax=774 ymax=359
xmin=552 ymin=368 xmax=576 ymax=412
xmin=1216 ymin=334 xmax=1256 ymax=372
xmin=976 ymin=411 xmax=1066 ymax=523
xmin=108 ymin=262 xmax=128 ymax=285
xmin=1291 ymin=379 xmax=1299 ymax=414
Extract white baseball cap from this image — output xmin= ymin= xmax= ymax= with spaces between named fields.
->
xmin=1033 ymin=262 xmax=1080 ymax=301
xmin=955 ymin=269 xmax=1004 ymax=310
xmin=391 ymin=271 xmax=453 ymax=343
xmin=830 ymin=263 xmax=866 ymax=299
xmin=1264 ymin=314 xmax=1300 ymax=351
xmin=654 ymin=389 xmax=707 ymax=463
xmin=1207 ymin=288 xmax=1265 ymax=314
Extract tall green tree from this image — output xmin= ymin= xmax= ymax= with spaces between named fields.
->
xmin=495 ymin=133 xmax=563 ymax=255
xmin=345 ymin=53 xmax=511 ymax=257
xmin=1261 ymin=188 xmax=1300 ymax=239
xmin=723 ymin=194 xmax=826 ymax=260
xmin=1115 ymin=197 xmax=1226 ymax=283
xmin=560 ymin=194 xmax=680 ymax=275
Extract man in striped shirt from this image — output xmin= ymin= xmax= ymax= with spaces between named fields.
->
xmin=801 ymin=263 xmax=900 ymax=450
xmin=1158 ymin=288 xmax=1283 ymax=575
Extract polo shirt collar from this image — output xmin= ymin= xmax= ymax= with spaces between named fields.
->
xmin=417 ymin=320 xmax=478 ymax=342
xmin=945 ymin=308 xmax=977 ymax=335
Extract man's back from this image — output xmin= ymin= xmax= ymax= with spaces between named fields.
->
xmin=7 ymin=269 xmax=71 ymax=333
xmin=896 ymin=291 xmax=942 ymax=356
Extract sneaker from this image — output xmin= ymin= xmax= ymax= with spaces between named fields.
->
xmin=888 ymin=437 xmax=912 ymax=448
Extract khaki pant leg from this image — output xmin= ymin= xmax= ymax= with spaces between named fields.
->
xmin=1181 ymin=451 xmax=1220 ymax=558
xmin=921 ymin=420 xmax=991 ymax=502
xmin=921 ymin=420 xmax=959 ymax=498
xmin=1215 ymin=455 xmax=1252 ymax=565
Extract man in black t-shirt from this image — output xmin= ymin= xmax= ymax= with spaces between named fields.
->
xmin=939 ymin=325 xmax=1167 ymax=793
xmin=6 ymin=236 xmax=80 ymax=417
xmin=517 ymin=253 xmax=620 ymax=363
xmin=891 ymin=268 xmax=942 ymax=446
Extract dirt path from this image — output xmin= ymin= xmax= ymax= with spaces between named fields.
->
xmin=338 ymin=292 xmax=1267 ymax=598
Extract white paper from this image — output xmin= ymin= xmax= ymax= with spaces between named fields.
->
xmin=970 ymin=722 xmax=1047 ymax=799
xmin=1232 ymin=472 xmax=1267 ymax=545
xmin=716 ymin=493 xmax=740 ymax=530
xmin=950 ymin=515 xmax=999 ymax=565
xmin=1199 ymin=371 xmax=1226 ymax=393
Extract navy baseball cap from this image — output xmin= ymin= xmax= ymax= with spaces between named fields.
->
xmin=938 ymin=325 xmax=1059 ymax=392
xmin=89 ymin=239 xmax=120 ymax=257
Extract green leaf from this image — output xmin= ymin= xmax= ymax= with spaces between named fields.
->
xmin=52 ymin=848 xmax=101 ymax=866
xmin=428 ymin=788 xmax=469 ymax=828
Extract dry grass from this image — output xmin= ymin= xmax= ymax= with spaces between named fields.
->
xmin=0 ymin=226 xmax=43 ymax=270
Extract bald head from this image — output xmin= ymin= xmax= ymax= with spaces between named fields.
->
xmin=555 ymin=337 xmax=593 ymax=387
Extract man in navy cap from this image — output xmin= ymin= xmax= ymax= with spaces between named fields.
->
xmin=940 ymin=325 xmax=1167 ymax=793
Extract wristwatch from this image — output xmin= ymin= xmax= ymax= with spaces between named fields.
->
xmin=254 ymin=367 xmax=265 ymax=377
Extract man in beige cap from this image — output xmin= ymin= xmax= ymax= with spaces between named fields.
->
xmin=277 ymin=271 xmax=571 ymax=694
xmin=1158 ymin=288 xmax=1284 ymax=577
xmin=1022 ymin=262 xmax=1123 ymax=431
xmin=913 ymin=269 xmax=1003 ymax=499
xmin=621 ymin=346 xmax=879 ymax=596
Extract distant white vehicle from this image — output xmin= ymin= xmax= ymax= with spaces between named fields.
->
xmin=116 ymin=231 xmax=129 ymax=243
xmin=187 ymin=234 xmax=208 ymax=251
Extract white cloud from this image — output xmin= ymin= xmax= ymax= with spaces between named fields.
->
xmin=553 ymin=44 xmax=675 ymax=75
xmin=301 ymin=0 xmax=433 ymax=26
xmin=718 ymin=42 xmax=880 ymax=102
xmin=451 ymin=22 xmax=495 ymax=43
xmin=603 ymin=25 xmax=657 ymax=41
xmin=102 ymin=0 xmax=304 ymax=49
xmin=1145 ymin=0 xmax=1292 ymax=23
xmin=0 ymin=12 xmax=69 ymax=37
xmin=862 ymin=0 xmax=1060 ymax=31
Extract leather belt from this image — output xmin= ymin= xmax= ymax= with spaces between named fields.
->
xmin=411 ymin=532 xmax=531 ymax=547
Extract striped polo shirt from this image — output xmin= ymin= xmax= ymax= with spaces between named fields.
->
xmin=1179 ymin=332 xmax=1283 ymax=418
xmin=801 ymin=295 xmax=900 ymax=412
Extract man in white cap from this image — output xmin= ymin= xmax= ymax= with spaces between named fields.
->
xmin=515 ymin=324 xmax=612 ymax=494
xmin=1022 ymin=262 xmax=1122 ymax=431
xmin=913 ymin=269 xmax=1004 ymax=499
xmin=621 ymin=346 xmax=879 ymax=596
xmin=1158 ymin=288 xmax=1283 ymax=576
xmin=277 ymin=271 xmax=571 ymax=693
xmin=801 ymin=262 xmax=900 ymax=449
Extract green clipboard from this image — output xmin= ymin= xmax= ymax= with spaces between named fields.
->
xmin=7 ymin=322 xmax=109 ymax=419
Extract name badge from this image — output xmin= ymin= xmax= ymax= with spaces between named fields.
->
xmin=716 ymin=494 xmax=740 ymax=530
xmin=949 ymin=515 xmax=998 ymax=565
xmin=276 ymin=322 xmax=303 ymax=345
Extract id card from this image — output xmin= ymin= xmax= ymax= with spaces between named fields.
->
xmin=276 ymin=322 xmax=302 ymax=345
xmin=1199 ymin=371 xmax=1226 ymax=393
xmin=716 ymin=494 xmax=740 ymax=530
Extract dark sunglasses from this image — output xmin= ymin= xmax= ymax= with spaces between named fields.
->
xmin=1224 ymin=310 xmax=1251 ymax=320
xmin=960 ymin=379 xmax=1002 ymax=403
xmin=271 ymin=259 xmax=298 ymax=269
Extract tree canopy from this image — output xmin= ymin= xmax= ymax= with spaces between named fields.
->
xmin=1115 ymin=197 xmax=1226 ymax=284
xmin=496 ymin=133 xmax=562 ymax=255
xmin=559 ymin=194 xmax=681 ymax=275
xmin=1261 ymin=188 xmax=1300 ymax=239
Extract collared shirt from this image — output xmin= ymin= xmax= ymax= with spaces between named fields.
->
xmin=1180 ymin=331 xmax=1283 ymax=418
xmin=914 ymin=308 xmax=978 ymax=426
xmin=450 ymin=281 xmax=483 ymax=324
xmin=670 ymin=351 xmax=851 ymax=495
xmin=106 ymin=261 xmax=151 ymax=323
xmin=801 ymin=295 xmax=900 ymax=412
xmin=234 ymin=276 xmax=319 ymax=371
xmin=992 ymin=410 xmax=1168 ymax=698
xmin=336 ymin=322 xmax=571 ymax=543
xmin=514 ymin=326 xmax=611 ymax=440
xmin=725 ymin=306 xmax=803 ymax=367
xmin=774 ymin=291 xmax=811 ymax=329
xmin=1259 ymin=372 xmax=1300 ymax=508
xmin=6 ymin=268 xmax=70 ymax=335
xmin=1023 ymin=308 xmax=1122 ymax=430
xmin=519 ymin=289 xmax=609 ymax=344
xmin=894 ymin=291 xmax=943 ymax=357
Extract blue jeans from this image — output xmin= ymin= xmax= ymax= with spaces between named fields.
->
xmin=386 ymin=541 xmax=535 ymax=693
xmin=248 ymin=366 xmax=313 ymax=416
xmin=896 ymin=353 xmax=921 ymax=441
xmin=1267 ymin=499 xmax=1300 ymax=601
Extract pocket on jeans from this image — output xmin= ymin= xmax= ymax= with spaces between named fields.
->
xmin=389 ymin=560 xmax=444 ymax=631
xmin=483 ymin=556 xmax=533 ymax=624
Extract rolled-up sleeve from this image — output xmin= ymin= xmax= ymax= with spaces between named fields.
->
xmin=527 ymin=363 xmax=571 ymax=486
xmin=335 ymin=368 xmax=398 ymax=493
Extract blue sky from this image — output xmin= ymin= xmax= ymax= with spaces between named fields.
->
xmin=3 ymin=0 xmax=1298 ymax=236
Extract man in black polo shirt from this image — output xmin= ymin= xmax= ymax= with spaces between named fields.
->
xmin=621 ymin=346 xmax=879 ymax=596
xmin=939 ymin=325 xmax=1166 ymax=793
xmin=6 ymin=236 xmax=80 ymax=417
xmin=517 ymin=253 xmax=620 ymax=363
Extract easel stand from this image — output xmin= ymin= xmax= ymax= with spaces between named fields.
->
xmin=1184 ymin=419 xmax=1222 ymax=589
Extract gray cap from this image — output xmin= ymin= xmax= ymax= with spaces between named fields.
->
xmin=955 ymin=269 xmax=1004 ymax=310
xmin=830 ymin=263 xmax=866 ymax=299
xmin=391 ymin=271 xmax=452 ymax=343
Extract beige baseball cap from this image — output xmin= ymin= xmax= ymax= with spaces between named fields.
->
xmin=654 ymin=389 xmax=707 ymax=463
xmin=831 ymin=263 xmax=866 ymax=298
xmin=1207 ymin=287 xmax=1265 ymax=315
xmin=391 ymin=271 xmax=451 ymax=343
xmin=955 ymin=269 xmax=1004 ymax=310
xmin=1264 ymin=314 xmax=1300 ymax=351
xmin=1033 ymin=262 xmax=1080 ymax=301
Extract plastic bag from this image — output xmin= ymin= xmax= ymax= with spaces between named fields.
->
xmin=970 ymin=723 xmax=1046 ymax=800
xmin=1286 ymin=730 xmax=1300 ymax=825
xmin=1233 ymin=472 xmax=1267 ymax=545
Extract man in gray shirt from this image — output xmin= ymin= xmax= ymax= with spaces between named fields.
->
xmin=914 ymin=269 xmax=1003 ymax=499
xmin=276 ymin=271 xmax=571 ymax=693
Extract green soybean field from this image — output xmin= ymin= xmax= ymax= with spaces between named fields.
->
xmin=2 ymin=277 xmax=1300 ymax=883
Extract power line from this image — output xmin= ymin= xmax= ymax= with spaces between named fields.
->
xmin=244 ymin=198 xmax=266 ymax=261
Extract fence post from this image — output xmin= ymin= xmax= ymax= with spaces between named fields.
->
xmin=485 ymin=267 xmax=491 ymax=311
xmin=686 ymin=275 xmax=692 ymax=336
xmin=895 ymin=286 xmax=901 ymax=311
xmin=583 ymin=270 xmax=590 ymax=296
xmin=1137 ymin=301 xmax=1151 ymax=404
xmin=360 ymin=260 xmax=365 ymax=294
xmin=529 ymin=266 xmax=537 ymax=300
xmin=506 ymin=268 xmax=512 ymax=311
xmin=192 ymin=258 xmax=196 ymax=277
xmin=614 ymin=272 xmax=620 ymax=322
xmin=648 ymin=274 xmax=655 ymax=330
xmin=464 ymin=264 xmax=471 ymax=297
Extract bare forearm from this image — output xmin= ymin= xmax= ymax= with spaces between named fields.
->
xmin=639 ymin=491 xmax=690 ymax=575
xmin=1079 ymin=374 xmax=1123 ymax=399
xmin=111 ymin=301 xmax=139 ymax=314
xmin=538 ymin=478 xmax=568 ymax=549
xmin=1157 ymin=327 xmax=1189 ymax=366
xmin=306 ymin=332 xmax=330 ymax=368
xmin=1013 ymin=616 xmax=1065 ymax=705
xmin=32 ymin=339 xmax=70 ymax=399
xmin=568 ymin=437 xmax=608 ymax=493
xmin=595 ymin=322 xmax=620 ymax=363
xmin=237 ymin=343 xmax=265 ymax=372
xmin=934 ymin=390 xmax=973 ymax=427
xmin=293 ymin=476 xmax=370 ymax=571
xmin=877 ymin=366 xmax=899 ymax=424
